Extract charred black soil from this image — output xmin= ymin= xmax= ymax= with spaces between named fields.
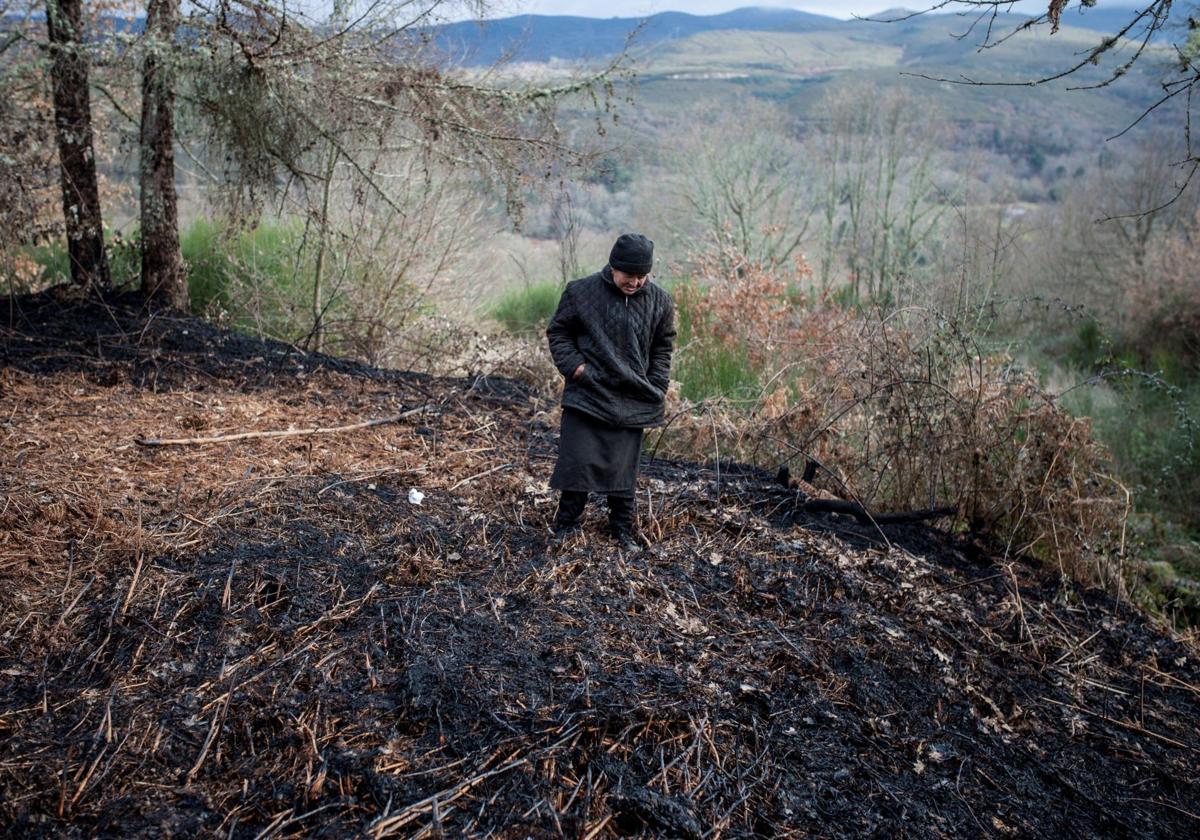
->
xmin=2 ymin=292 xmax=1198 ymax=838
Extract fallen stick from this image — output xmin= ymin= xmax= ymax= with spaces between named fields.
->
xmin=370 ymin=752 xmax=526 ymax=838
xmin=369 ymin=725 xmax=582 ymax=838
xmin=448 ymin=462 xmax=513 ymax=491
xmin=1042 ymin=696 xmax=1199 ymax=753
xmin=135 ymin=406 xmax=426 ymax=447
xmin=774 ymin=457 xmax=955 ymax=526
xmin=186 ymin=688 xmax=233 ymax=784
xmin=799 ymin=498 xmax=957 ymax=526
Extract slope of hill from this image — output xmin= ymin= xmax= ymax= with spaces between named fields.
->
xmin=640 ymin=29 xmax=902 ymax=79
xmin=632 ymin=11 xmax=1111 ymax=81
xmin=611 ymin=9 xmax=1169 ymax=132
xmin=433 ymin=7 xmax=839 ymax=64
xmin=434 ymin=6 xmax=1175 ymax=142
xmin=1 ymin=291 xmax=1197 ymax=836
xmin=431 ymin=4 xmax=1182 ymax=66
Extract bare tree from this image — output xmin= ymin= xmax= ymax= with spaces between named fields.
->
xmin=139 ymin=0 xmax=186 ymax=308
xmin=45 ymin=0 xmax=109 ymax=291
xmin=170 ymin=0 xmax=622 ymax=352
xmin=812 ymin=86 xmax=948 ymax=304
xmin=666 ymin=100 xmax=813 ymax=269
xmin=0 ymin=7 xmax=60 ymax=293
xmin=1015 ymin=133 xmax=1200 ymax=334
xmin=551 ymin=188 xmax=581 ymax=288
xmin=932 ymin=200 xmax=1027 ymax=327
xmin=1092 ymin=135 xmax=1200 ymax=270
xmin=315 ymin=154 xmax=489 ymax=365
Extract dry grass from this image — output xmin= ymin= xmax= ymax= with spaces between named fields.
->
xmin=1 ymin=366 xmax=430 ymax=577
xmin=656 ymin=253 xmax=1131 ymax=592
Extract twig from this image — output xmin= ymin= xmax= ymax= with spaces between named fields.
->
xmin=1004 ymin=562 xmax=1039 ymax=656
xmin=1140 ymin=664 xmax=1200 ymax=698
xmin=797 ymin=498 xmax=957 ymax=526
xmin=317 ymin=467 xmax=425 ymax=496
xmin=369 ymin=751 xmax=526 ymax=837
xmin=115 ymin=552 xmax=145 ymax=622
xmin=135 ymin=406 xmax=426 ymax=446
xmin=448 ymin=462 xmax=513 ymax=492
xmin=581 ymin=815 xmax=613 ymax=840
xmin=1042 ymin=697 xmax=1198 ymax=753
xmin=56 ymin=575 xmax=97 ymax=629
xmin=186 ymin=689 xmax=234 ymax=784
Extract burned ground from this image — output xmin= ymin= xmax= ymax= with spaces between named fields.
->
xmin=1 ymin=291 xmax=1198 ymax=838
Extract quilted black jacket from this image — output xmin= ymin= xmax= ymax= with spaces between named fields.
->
xmin=546 ymin=266 xmax=676 ymax=428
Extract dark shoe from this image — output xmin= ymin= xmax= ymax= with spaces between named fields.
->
xmin=555 ymin=490 xmax=588 ymax=525
xmin=611 ymin=529 xmax=641 ymax=553
xmin=606 ymin=493 xmax=636 ymax=544
xmin=549 ymin=523 xmax=582 ymax=546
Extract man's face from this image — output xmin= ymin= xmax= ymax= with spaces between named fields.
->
xmin=612 ymin=268 xmax=649 ymax=295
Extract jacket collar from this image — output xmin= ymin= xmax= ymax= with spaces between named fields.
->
xmin=602 ymin=264 xmax=648 ymax=298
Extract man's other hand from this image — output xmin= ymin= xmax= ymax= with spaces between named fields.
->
xmin=572 ymin=364 xmax=586 ymax=380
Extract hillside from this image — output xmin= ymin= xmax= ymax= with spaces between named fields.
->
xmin=432 ymin=7 xmax=838 ymax=65
xmin=638 ymin=30 xmax=903 ymax=79
xmin=1 ymin=291 xmax=1197 ymax=836
xmin=431 ymin=4 xmax=1180 ymax=66
xmin=436 ymin=6 xmax=1175 ymax=141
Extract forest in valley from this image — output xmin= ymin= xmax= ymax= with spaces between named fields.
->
xmin=2 ymin=1 xmax=1200 ymax=836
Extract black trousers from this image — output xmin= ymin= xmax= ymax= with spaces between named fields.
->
xmin=554 ymin=489 xmax=635 ymax=535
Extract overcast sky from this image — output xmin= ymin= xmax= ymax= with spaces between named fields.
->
xmin=484 ymin=1 xmax=1075 ymax=19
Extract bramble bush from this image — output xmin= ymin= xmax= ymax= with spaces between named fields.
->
xmin=656 ymin=248 xmax=1131 ymax=592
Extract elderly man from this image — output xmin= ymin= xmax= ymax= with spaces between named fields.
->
xmin=545 ymin=233 xmax=676 ymax=550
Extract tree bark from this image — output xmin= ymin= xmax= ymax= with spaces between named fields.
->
xmin=139 ymin=0 xmax=187 ymax=309
xmin=309 ymin=142 xmax=338 ymax=353
xmin=46 ymin=0 xmax=109 ymax=291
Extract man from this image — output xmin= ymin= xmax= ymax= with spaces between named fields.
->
xmin=545 ymin=233 xmax=676 ymax=550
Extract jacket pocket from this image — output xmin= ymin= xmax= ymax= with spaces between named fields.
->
xmin=582 ymin=363 xmax=609 ymax=388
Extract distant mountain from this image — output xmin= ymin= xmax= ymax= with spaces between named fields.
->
xmin=432 ymin=7 xmax=841 ymax=65
xmin=1054 ymin=3 xmax=1181 ymax=40
xmin=0 ymin=12 xmax=145 ymax=32
xmin=431 ymin=4 xmax=1183 ymax=67
xmin=3 ymin=5 xmax=1175 ymax=67
xmin=867 ymin=8 xmax=924 ymax=23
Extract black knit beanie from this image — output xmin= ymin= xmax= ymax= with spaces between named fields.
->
xmin=609 ymin=233 xmax=654 ymax=275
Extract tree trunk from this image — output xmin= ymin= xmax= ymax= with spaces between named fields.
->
xmin=139 ymin=0 xmax=187 ymax=309
xmin=46 ymin=0 xmax=109 ymax=291
xmin=310 ymin=143 xmax=338 ymax=353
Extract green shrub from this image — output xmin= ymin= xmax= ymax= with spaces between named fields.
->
xmin=26 ymin=230 xmax=140 ymax=290
xmin=675 ymin=341 xmax=760 ymax=402
xmin=1067 ymin=375 xmax=1200 ymax=532
xmin=1067 ymin=320 xmax=1108 ymax=369
xmin=670 ymin=275 xmax=763 ymax=402
xmin=17 ymin=222 xmax=308 ymax=341
xmin=181 ymin=218 xmax=233 ymax=313
xmin=181 ymin=218 xmax=315 ymax=340
xmin=491 ymin=281 xmax=562 ymax=333
xmin=1129 ymin=514 xmax=1200 ymax=627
